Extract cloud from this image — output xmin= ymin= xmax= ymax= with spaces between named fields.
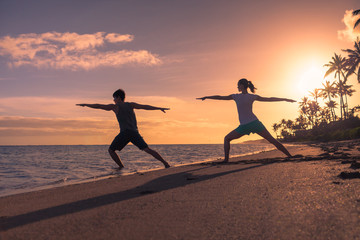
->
xmin=0 ymin=96 xmax=185 ymax=118
xmin=0 ymin=96 xmax=97 ymax=118
xmin=130 ymin=96 xmax=186 ymax=105
xmin=0 ymin=114 xmax=228 ymax=141
xmin=138 ymin=118 xmax=229 ymax=129
xmin=338 ymin=10 xmax=360 ymax=42
xmin=0 ymin=116 xmax=114 ymax=129
xmin=0 ymin=32 xmax=162 ymax=70
xmin=0 ymin=116 xmax=116 ymax=137
xmin=0 ymin=95 xmax=233 ymax=144
xmin=105 ymin=33 xmax=134 ymax=43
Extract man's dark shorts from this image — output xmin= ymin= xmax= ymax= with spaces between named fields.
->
xmin=109 ymin=130 xmax=148 ymax=151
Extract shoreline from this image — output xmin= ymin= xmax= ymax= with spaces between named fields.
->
xmin=1 ymin=140 xmax=360 ymax=239
xmin=0 ymin=144 xmax=278 ymax=199
xmin=0 ymin=140 xmax=354 ymax=199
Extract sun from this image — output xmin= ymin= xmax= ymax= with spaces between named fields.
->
xmin=295 ymin=61 xmax=328 ymax=97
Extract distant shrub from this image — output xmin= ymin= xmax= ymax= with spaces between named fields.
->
xmin=348 ymin=127 xmax=360 ymax=139
xmin=285 ymin=120 xmax=360 ymax=142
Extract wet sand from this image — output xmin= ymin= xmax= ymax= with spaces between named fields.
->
xmin=1 ymin=141 xmax=360 ymax=239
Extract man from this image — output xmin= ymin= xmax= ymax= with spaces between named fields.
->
xmin=77 ymin=89 xmax=170 ymax=169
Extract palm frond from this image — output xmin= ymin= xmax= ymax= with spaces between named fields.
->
xmin=355 ymin=40 xmax=360 ymax=51
xmin=342 ymin=48 xmax=355 ymax=54
xmin=346 ymin=65 xmax=356 ymax=78
xmin=353 ymin=9 xmax=360 ymax=16
xmin=354 ymin=19 xmax=360 ymax=29
xmin=324 ymin=67 xmax=335 ymax=78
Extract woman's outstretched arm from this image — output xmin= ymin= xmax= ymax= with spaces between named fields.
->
xmin=196 ymin=95 xmax=233 ymax=101
xmin=256 ymin=96 xmax=296 ymax=102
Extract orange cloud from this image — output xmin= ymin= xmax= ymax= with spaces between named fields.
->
xmin=0 ymin=116 xmax=114 ymax=129
xmin=0 ymin=96 xmax=236 ymax=144
xmin=0 ymin=114 xmax=230 ymax=144
xmin=0 ymin=96 xmax=102 ymax=118
xmin=338 ymin=10 xmax=360 ymax=42
xmin=0 ymin=96 xmax=184 ymax=118
xmin=0 ymin=116 xmax=116 ymax=138
xmin=0 ymin=32 xmax=161 ymax=70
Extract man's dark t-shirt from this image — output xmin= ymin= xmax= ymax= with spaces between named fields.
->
xmin=115 ymin=102 xmax=138 ymax=132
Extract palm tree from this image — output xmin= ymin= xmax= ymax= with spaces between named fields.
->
xmin=324 ymin=53 xmax=347 ymax=81
xmin=333 ymin=80 xmax=355 ymax=119
xmin=308 ymin=100 xmax=320 ymax=127
xmin=334 ymin=80 xmax=346 ymax=119
xmin=309 ymin=88 xmax=321 ymax=103
xmin=324 ymin=53 xmax=347 ymax=119
xmin=343 ymin=39 xmax=360 ymax=83
xmin=299 ymin=97 xmax=309 ymax=108
xmin=325 ymin=100 xmax=338 ymax=122
xmin=277 ymin=119 xmax=289 ymax=139
xmin=349 ymin=105 xmax=360 ymax=117
xmin=286 ymin=120 xmax=294 ymax=135
xmin=319 ymin=80 xmax=337 ymax=121
xmin=299 ymin=98 xmax=313 ymax=128
xmin=299 ymin=97 xmax=321 ymax=128
xmin=272 ymin=123 xmax=280 ymax=139
xmin=341 ymin=82 xmax=356 ymax=117
xmin=280 ymin=119 xmax=287 ymax=129
xmin=295 ymin=115 xmax=308 ymax=130
xmin=319 ymin=108 xmax=331 ymax=124
xmin=343 ymin=83 xmax=356 ymax=99
xmin=353 ymin=9 xmax=360 ymax=29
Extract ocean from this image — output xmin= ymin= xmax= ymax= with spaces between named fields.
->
xmin=0 ymin=143 xmax=274 ymax=197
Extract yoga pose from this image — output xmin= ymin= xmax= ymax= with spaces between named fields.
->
xmin=197 ymin=78 xmax=296 ymax=162
xmin=77 ymin=89 xmax=170 ymax=169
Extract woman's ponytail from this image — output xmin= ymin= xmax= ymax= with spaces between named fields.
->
xmin=248 ymin=81 xmax=256 ymax=93
xmin=238 ymin=78 xmax=257 ymax=93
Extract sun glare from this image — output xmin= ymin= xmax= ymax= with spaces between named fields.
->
xmin=296 ymin=61 xmax=327 ymax=97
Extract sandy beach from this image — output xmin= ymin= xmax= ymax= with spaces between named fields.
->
xmin=1 ymin=141 xmax=360 ymax=240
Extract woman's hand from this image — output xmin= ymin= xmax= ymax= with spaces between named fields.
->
xmin=160 ymin=108 xmax=170 ymax=113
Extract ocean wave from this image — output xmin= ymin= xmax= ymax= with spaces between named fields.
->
xmin=0 ymin=143 xmax=274 ymax=197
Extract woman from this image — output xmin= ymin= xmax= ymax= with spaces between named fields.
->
xmin=197 ymin=78 xmax=296 ymax=162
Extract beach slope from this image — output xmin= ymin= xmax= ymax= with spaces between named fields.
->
xmin=1 ymin=142 xmax=360 ymax=239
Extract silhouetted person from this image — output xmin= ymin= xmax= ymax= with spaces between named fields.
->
xmin=197 ymin=78 xmax=296 ymax=162
xmin=77 ymin=89 xmax=170 ymax=169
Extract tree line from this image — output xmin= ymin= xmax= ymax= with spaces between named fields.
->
xmin=273 ymin=10 xmax=360 ymax=141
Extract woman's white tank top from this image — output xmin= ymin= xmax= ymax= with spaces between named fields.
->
xmin=231 ymin=93 xmax=259 ymax=125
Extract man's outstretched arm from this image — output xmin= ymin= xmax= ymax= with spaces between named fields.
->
xmin=76 ymin=104 xmax=115 ymax=111
xmin=131 ymin=103 xmax=170 ymax=113
xmin=196 ymin=95 xmax=233 ymax=101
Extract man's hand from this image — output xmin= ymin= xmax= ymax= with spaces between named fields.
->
xmin=196 ymin=97 xmax=206 ymax=101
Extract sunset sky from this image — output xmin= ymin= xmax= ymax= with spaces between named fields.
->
xmin=1 ymin=0 xmax=359 ymax=145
